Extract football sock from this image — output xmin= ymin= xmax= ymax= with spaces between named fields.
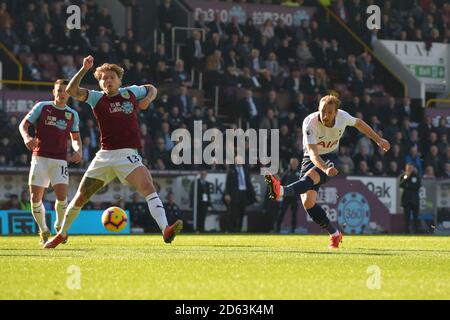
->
xmin=306 ymin=204 xmax=337 ymax=235
xmin=31 ymin=201 xmax=48 ymax=232
xmin=60 ymin=200 xmax=82 ymax=236
xmin=146 ymin=192 xmax=169 ymax=233
xmin=331 ymin=230 xmax=340 ymax=237
xmin=54 ymin=198 xmax=68 ymax=229
xmin=283 ymin=176 xmax=314 ymax=196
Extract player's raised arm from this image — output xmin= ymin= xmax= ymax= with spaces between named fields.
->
xmin=354 ymin=118 xmax=391 ymax=152
xmin=306 ymin=143 xmax=338 ymax=177
xmin=137 ymin=84 xmax=158 ymax=110
xmin=66 ymin=55 xmax=94 ymax=102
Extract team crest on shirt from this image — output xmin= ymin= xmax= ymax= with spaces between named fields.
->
xmin=121 ymin=90 xmax=130 ymax=100
xmin=65 ymin=112 xmax=72 ymax=120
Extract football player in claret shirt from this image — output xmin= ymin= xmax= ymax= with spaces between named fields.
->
xmin=44 ymin=56 xmax=182 ymax=248
xmin=18 ymin=79 xmax=82 ymax=244
xmin=265 ymin=95 xmax=391 ymax=248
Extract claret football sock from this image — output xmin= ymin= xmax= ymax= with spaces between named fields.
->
xmin=60 ymin=201 xmax=81 ymax=235
xmin=31 ymin=201 xmax=49 ymax=232
xmin=146 ymin=192 xmax=169 ymax=233
xmin=54 ymin=198 xmax=68 ymax=229
xmin=283 ymin=176 xmax=314 ymax=196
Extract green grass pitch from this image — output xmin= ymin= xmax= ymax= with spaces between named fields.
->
xmin=1 ymin=234 xmax=449 ymax=299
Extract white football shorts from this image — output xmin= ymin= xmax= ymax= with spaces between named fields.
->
xmin=29 ymin=156 xmax=69 ymax=188
xmin=84 ymin=148 xmax=144 ymax=185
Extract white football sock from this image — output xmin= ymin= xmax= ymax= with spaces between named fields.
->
xmin=54 ymin=198 xmax=68 ymax=229
xmin=145 ymin=192 xmax=168 ymax=233
xmin=280 ymin=186 xmax=284 ymax=197
xmin=31 ymin=201 xmax=48 ymax=233
xmin=331 ymin=230 xmax=340 ymax=237
xmin=60 ymin=200 xmax=82 ymax=236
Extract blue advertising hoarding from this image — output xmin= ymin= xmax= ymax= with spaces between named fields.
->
xmin=0 ymin=210 xmax=131 ymax=235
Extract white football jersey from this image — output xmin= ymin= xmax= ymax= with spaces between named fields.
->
xmin=303 ymin=109 xmax=357 ymax=155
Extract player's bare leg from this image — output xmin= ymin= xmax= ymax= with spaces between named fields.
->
xmin=43 ymin=177 xmax=104 ymax=248
xmin=301 ymin=189 xmax=342 ymax=249
xmin=29 ymin=185 xmax=50 ymax=244
xmin=125 ymin=166 xmax=182 ymax=243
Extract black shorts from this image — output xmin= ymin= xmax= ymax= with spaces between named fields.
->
xmin=299 ymin=153 xmax=339 ymax=191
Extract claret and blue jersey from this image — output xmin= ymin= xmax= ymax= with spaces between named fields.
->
xmin=25 ymin=101 xmax=80 ymax=160
xmin=85 ymin=85 xmax=148 ymax=150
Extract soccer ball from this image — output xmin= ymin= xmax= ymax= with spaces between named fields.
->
xmin=102 ymin=207 xmax=128 ymax=232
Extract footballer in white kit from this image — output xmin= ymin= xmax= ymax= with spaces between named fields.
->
xmin=265 ymin=95 xmax=390 ymax=249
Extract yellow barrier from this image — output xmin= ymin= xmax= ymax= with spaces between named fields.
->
xmin=0 ymin=42 xmax=23 ymax=81
xmin=426 ymin=99 xmax=450 ymax=108
xmin=317 ymin=2 xmax=408 ymax=97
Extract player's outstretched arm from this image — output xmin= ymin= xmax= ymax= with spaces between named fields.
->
xmin=307 ymin=144 xmax=338 ymax=177
xmin=354 ymin=119 xmax=391 ymax=152
xmin=66 ymin=55 xmax=94 ymax=102
xmin=137 ymin=84 xmax=158 ymax=110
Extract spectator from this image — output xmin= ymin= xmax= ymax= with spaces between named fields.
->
xmin=223 ymin=156 xmax=257 ymax=233
xmin=171 ymin=59 xmax=191 ymax=87
xmin=259 ymin=108 xmax=279 ymax=131
xmin=423 ymin=166 xmax=436 ymax=178
xmin=356 ymin=160 xmax=373 ymax=176
xmin=424 ymin=145 xmax=443 ymax=177
xmin=260 ymin=19 xmax=275 ymax=39
xmin=400 ymin=163 xmax=421 ymax=233
xmin=278 ymin=158 xmax=301 ymax=233
xmin=283 ymin=68 xmax=302 ymax=92
xmin=207 ymin=12 xmax=226 ymax=38
xmin=404 ymin=145 xmax=423 ymax=176
xmin=301 ymin=67 xmax=319 ymax=95
xmin=247 ymin=48 xmax=265 ymax=74
xmin=239 ymin=89 xmax=261 ymax=129
xmin=2 ymin=194 xmax=20 ymax=209
xmin=157 ymin=0 xmax=176 ymax=42
xmin=190 ymin=170 xmax=212 ymax=232
xmin=296 ymin=41 xmax=315 ymax=66
xmin=164 ymin=192 xmax=182 ymax=225
xmin=226 ymin=16 xmax=244 ymax=38
xmin=357 ymin=53 xmax=375 ymax=83
xmin=265 ymin=52 xmax=280 ymax=77
xmin=125 ymin=192 xmax=152 ymax=232
xmin=338 ymin=146 xmax=354 ymax=174
xmin=0 ymin=21 xmax=20 ymax=53
xmin=172 ymin=85 xmax=194 ymax=119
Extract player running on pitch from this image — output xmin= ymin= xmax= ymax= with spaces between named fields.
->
xmin=44 ymin=55 xmax=182 ymax=248
xmin=265 ymin=95 xmax=390 ymax=249
xmin=18 ymin=79 xmax=82 ymax=244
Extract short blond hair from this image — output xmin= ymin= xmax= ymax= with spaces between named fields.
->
xmin=94 ymin=63 xmax=124 ymax=80
xmin=319 ymin=95 xmax=341 ymax=110
xmin=54 ymin=79 xmax=69 ymax=86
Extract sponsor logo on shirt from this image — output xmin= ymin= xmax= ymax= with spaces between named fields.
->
xmin=318 ymin=139 xmax=339 ymax=149
xmin=44 ymin=116 xmax=68 ymax=130
xmin=109 ymin=101 xmax=134 ymax=114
